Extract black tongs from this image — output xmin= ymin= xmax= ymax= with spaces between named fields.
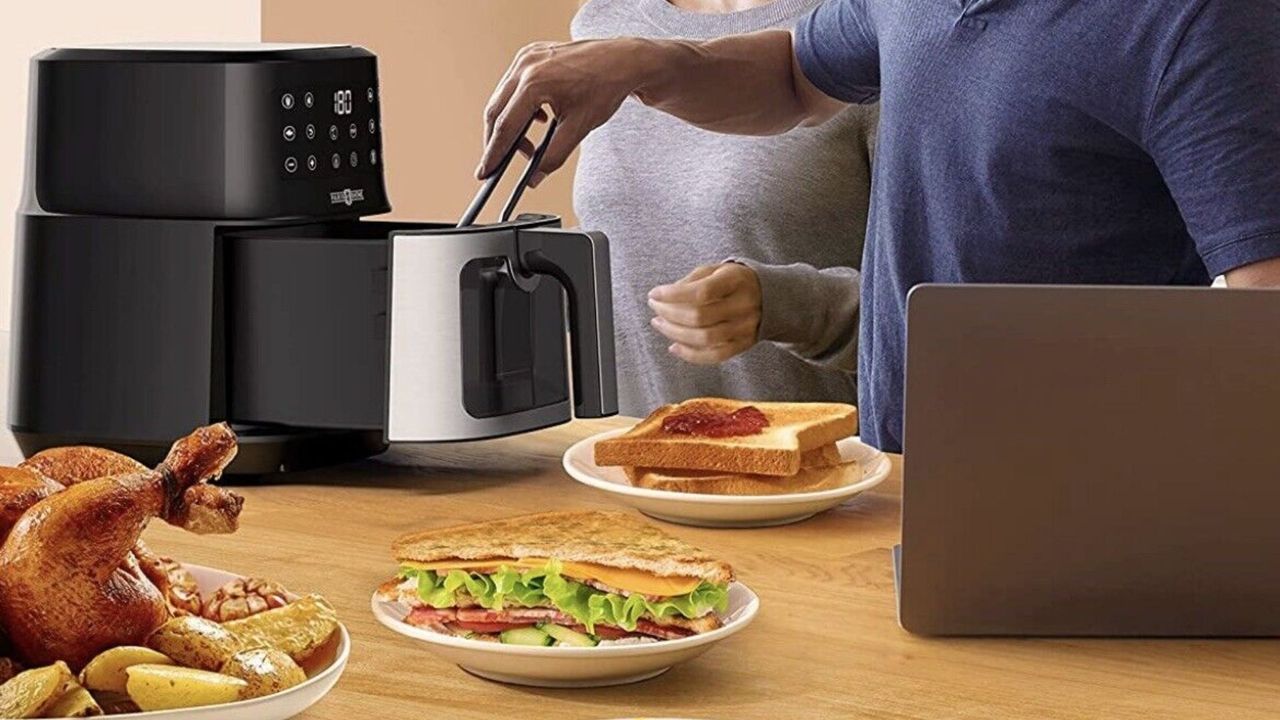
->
xmin=457 ymin=115 xmax=560 ymax=228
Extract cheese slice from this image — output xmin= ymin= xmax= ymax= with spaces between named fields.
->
xmin=400 ymin=558 xmax=702 ymax=596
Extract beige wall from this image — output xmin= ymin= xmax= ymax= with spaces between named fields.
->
xmin=0 ymin=1 xmax=579 ymax=334
xmin=263 ymin=0 xmax=581 ymax=225
xmin=0 ymin=1 xmax=261 ymax=333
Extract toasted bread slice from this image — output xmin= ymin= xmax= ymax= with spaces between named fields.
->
xmin=626 ymin=458 xmax=861 ymax=495
xmin=625 ymin=444 xmax=852 ymax=496
xmin=392 ymin=510 xmax=733 ymax=586
xmin=595 ymin=398 xmax=857 ymax=477
xmin=798 ymin=443 xmax=844 ymax=468
xmin=629 ymin=442 xmax=844 ymax=474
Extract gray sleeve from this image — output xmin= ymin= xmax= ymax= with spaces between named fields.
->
xmin=731 ymin=257 xmax=859 ymax=374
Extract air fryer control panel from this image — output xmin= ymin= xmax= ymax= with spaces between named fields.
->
xmin=276 ymin=82 xmax=381 ymax=184
xmin=27 ymin=44 xmax=390 ymax=220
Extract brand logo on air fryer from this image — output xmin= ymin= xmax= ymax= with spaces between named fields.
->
xmin=329 ymin=188 xmax=365 ymax=206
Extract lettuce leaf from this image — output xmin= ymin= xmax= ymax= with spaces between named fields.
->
xmin=398 ymin=559 xmax=727 ymax=633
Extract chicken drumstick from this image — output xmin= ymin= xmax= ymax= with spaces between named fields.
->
xmin=0 ymin=423 xmax=241 ymax=669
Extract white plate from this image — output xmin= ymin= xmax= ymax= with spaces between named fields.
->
xmin=562 ymin=428 xmax=892 ymax=528
xmin=108 ymin=564 xmax=350 ymax=720
xmin=371 ymin=582 xmax=758 ymax=688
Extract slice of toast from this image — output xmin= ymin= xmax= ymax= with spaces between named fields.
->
xmin=625 ymin=458 xmax=861 ymax=495
xmin=625 ymin=443 xmax=857 ymax=495
xmin=797 ymin=443 xmax=845 ymax=469
xmin=392 ymin=510 xmax=733 ymax=585
xmin=595 ymin=398 xmax=857 ymax=477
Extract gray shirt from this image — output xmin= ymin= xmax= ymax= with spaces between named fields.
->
xmin=572 ymin=0 xmax=877 ymax=417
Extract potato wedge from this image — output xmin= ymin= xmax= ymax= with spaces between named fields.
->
xmin=124 ymin=664 xmax=246 ymax=712
xmin=0 ymin=661 xmax=73 ymax=719
xmin=219 ymin=648 xmax=306 ymax=699
xmin=146 ymin=616 xmax=243 ymax=671
xmin=79 ymin=646 xmax=174 ymax=694
xmin=224 ymin=595 xmax=338 ymax=664
xmin=44 ymin=680 xmax=102 ymax=717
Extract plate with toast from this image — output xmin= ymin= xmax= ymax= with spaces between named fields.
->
xmin=372 ymin=511 xmax=758 ymax=687
xmin=565 ymin=398 xmax=890 ymax=527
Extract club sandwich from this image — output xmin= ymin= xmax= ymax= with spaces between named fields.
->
xmin=378 ymin=510 xmax=733 ymax=646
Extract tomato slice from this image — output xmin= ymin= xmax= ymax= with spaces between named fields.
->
xmin=449 ymin=621 xmax=536 ymax=633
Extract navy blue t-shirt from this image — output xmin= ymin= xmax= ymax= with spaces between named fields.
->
xmin=795 ymin=0 xmax=1280 ymax=452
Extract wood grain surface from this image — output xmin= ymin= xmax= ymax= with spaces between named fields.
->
xmin=144 ymin=418 xmax=1280 ymax=719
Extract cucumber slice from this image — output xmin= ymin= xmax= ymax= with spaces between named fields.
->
xmin=499 ymin=627 xmax=553 ymax=646
xmin=543 ymin=624 xmax=599 ymax=647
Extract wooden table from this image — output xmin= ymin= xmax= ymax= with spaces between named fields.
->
xmin=147 ymin=418 xmax=1280 ymax=719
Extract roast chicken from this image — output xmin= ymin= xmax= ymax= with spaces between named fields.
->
xmin=0 ymin=423 xmax=241 ymax=669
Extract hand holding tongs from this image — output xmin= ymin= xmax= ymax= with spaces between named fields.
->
xmin=457 ymin=115 xmax=560 ymax=228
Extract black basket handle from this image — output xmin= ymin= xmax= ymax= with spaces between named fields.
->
xmin=457 ymin=116 xmax=559 ymax=228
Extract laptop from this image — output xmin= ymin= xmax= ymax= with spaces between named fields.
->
xmin=896 ymin=284 xmax=1280 ymax=636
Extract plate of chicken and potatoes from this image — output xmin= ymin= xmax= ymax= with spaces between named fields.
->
xmin=0 ymin=424 xmax=348 ymax=719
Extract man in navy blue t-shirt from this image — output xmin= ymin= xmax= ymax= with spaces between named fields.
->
xmin=479 ymin=0 xmax=1280 ymax=452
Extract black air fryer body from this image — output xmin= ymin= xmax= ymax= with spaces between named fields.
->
xmin=13 ymin=44 xmax=616 ymax=473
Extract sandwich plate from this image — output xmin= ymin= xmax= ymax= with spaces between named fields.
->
xmin=110 ymin=564 xmax=350 ymax=720
xmin=371 ymin=582 xmax=758 ymax=688
xmin=563 ymin=429 xmax=891 ymax=528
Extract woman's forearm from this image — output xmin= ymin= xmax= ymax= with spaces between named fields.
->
xmin=737 ymin=259 xmax=861 ymax=373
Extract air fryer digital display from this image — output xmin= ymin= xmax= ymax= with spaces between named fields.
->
xmin=333 ymin=89 xmax=354 ymax=115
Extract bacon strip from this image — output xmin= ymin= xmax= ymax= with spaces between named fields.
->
xmin=405 ymin=606 xmax=458 ymax=634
